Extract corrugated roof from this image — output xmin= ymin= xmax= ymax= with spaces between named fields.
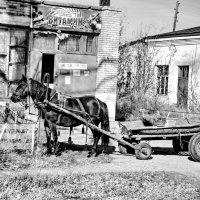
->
xmin=147 ymin=26 xmax=200 ymax=39
xmin=120 ymin=26 xmax=200 ymax=49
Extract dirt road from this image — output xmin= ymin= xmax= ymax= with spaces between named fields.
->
xmin=0 ymin=125 xmax=199 ymax=180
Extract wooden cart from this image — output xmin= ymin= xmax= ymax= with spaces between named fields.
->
xmin=40 ymin=99 xmax=200 ymax=162
xmin=118 ymin=121 xmax=200 ymax=162
xmin=40 ymin=75 xmax=200 ymax=162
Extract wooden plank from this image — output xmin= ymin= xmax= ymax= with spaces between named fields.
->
xmin=131 ymin=132 xmax=196 ymax=140
xmin=130 ymin=127 xmax=200 ymax=135
xmin=120 ymin=122 xmax=200 ymax=131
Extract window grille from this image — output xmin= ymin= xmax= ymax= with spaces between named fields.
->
xmin=157 ymin=65 xmax=169 ymax=95
xmin=100 ymin=0 xmax=110 ymax=6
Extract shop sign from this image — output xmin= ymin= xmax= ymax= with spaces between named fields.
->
xmin=59 ymin=63 xmax=87 ymax=70
xmin=31 ymin=6 xmax=101 ymax=32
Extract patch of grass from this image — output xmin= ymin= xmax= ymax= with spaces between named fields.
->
xmin=32 ymin=151 xmax=113 ymax=169
xmin=0 ymin=133 xmax=113 ymax=171
xmin=0 ymin=171 xmax=199 ymax=200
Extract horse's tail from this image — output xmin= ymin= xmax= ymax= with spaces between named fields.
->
xmin=100 ymin=101 xmax=110 ymax=145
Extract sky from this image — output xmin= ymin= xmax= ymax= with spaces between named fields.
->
xmin=42 ymin=0 xmax=200 ymax=43
xmin=111 ymin=0 xmax=200 ymax=43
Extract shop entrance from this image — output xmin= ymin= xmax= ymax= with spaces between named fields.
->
xmin=41 ymin=54 xmax=54 ymax=85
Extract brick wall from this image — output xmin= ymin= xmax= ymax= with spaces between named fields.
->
xmin=96 ymin=7 xmax=121 ymax=120
xmin=0 ymin=0 xmax=30 ymax=16
xmin=0 ymin=0 xmax=30 ymax=26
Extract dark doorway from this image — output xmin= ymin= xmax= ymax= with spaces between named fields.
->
xmin=177 ymin=66 xmax=189 ymax=108
xmin=41 ymin=54 xmax=54 ymax=83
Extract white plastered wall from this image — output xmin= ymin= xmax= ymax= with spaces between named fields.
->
xmin=153 ymin=40 xmax=200 ymax=108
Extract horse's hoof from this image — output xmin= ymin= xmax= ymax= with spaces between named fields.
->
xmin=44 ymin=150 xmax=52 ymax=156
xmin=102 ymin=151 xmax=108 ymax=155
xmin=87 ymin=152 xmax=92 ymax=157
xmin=95 ymin=152 xmax=99 ymax=157
xmin=55 ymin=152 xmax=61 ymax=157
xmin=44 ymin=152 xmax=51 ymax=157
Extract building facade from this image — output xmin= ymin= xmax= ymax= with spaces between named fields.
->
xmin=0 ymin=0 xmax=120 ymax=120
xmin=121 ymin=27 xmax=200 ymax=112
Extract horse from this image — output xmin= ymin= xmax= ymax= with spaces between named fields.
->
xmin=10 ymin=75 xmax=110 ymax=157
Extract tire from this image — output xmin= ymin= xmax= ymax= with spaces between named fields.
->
xmin=188 ymin=134 xmax=196 ymax=155
xmin=118 ymin=138 xmax=135 ymax=154
xmin=172 ymin=137 xmax=190 ymax=156
xmin=135 ymin=142 xmax=152 ymax=160
xmin=189 ymin=133 xmax=200 ymax=162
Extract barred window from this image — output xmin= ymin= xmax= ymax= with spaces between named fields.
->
xmin=157 ymin=65 xmax=169 ymax=95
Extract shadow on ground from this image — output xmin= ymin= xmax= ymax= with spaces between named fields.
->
xmin=153 ymin=147 xmax=178 ymax=155
xmin=47 ymin=141 xmax=116 ymax=155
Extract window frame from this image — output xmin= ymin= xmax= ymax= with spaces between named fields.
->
xmin=32 ymin=31 xmax=97 ymax=55
xmin=58 ymin=34 xmax=81 ymax=53
xmin=157 ymin=65 xmax=169 ymax=95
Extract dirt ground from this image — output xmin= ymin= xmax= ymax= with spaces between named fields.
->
xmin=0 ymin=124 xmax=199 ymax=180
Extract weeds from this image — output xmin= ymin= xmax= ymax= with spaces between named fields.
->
xmin=0 ymin=131 xmax=113 ymax=171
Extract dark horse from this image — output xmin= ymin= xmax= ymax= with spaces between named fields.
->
xmin=10 ymin=75 xmax=110 ymax=157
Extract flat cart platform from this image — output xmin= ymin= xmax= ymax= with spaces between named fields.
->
xmin=118 ymin=121 xmax=200 ymax=162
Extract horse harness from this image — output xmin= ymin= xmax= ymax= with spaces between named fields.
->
xmin=50 ymin=92 xmax=101 ymax=126
xmin=28 ymin=78 xmax=101 ymax=126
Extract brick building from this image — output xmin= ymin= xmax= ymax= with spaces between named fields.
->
xmin=0 ymin=0 xmax=121 ymax=121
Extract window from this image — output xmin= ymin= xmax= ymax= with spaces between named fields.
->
xmin=100 ymin=0 xmax=110 ymax=6
xmin=86 ymin=36 xmax=94 ymax=53
xmin=59 ymin=35 xmax=80 ymax=52
xmin=157 ymin=65 xmax=169 ymax=95
xmin=33 ymin=33 xmax=56 ymax=50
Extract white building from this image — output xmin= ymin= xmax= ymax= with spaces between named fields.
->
xmin=122 ymin=26 xmax=200 ymax=112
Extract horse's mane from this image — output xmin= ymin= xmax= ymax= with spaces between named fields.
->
xmin=29 ymin=78 xmax=53 ymax=102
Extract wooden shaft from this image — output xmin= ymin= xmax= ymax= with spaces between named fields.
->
xmin=45 ymin=101 xmax=137 ymax=150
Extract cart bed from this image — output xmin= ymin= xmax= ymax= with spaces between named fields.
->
xmin=119 ymin=121 xmax=200 ymax=139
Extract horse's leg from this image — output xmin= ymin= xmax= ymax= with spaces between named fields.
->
xmin=88 ymin=130 xmax=101 ymax=157
xmin=68 ymin=127 xmax=73 ymax=144
xmin=101 ymin=134 xmax=108 ymax=154
xmin=51 ymin=124 xmax=58 ymax=155
xmin=44 ymin=125 xmax=52 ymax=155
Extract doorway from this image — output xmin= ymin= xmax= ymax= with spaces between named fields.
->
xmin=41 ymin=54 xmax=54 ymax=84
xmin=177 ymin=66 xmax=189 ymax=108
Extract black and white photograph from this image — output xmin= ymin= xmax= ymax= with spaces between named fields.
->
xmin=0 ymin=0 xmax=200 ymax=199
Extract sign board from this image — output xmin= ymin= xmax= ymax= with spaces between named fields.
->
xmin=31 ymin=6 xmax=101 ymax=32
xmin=59 ymin=63 xmax=87 ymax=70
xmin=55 ymin=54 xmax=96 ymax=96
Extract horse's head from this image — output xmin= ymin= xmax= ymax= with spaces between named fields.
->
xmin=10 ymin=75 xmax=28 ymax=103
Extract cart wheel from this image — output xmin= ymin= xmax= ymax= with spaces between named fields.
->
xmin=189 ymin=134 xmax=200 ymax=162
xmin=135 ymin=142 xmax=152 ymax=160
xmin=172 ymin=137 xmax=190 ymax=156
xmin=118 ymin=138 xmax=135 ymax=154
